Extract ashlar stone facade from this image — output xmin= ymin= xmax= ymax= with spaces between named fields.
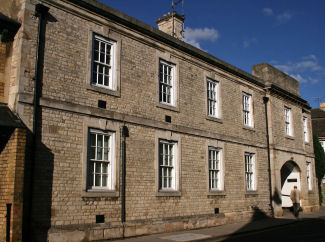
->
xmin=0 ymin=0 xmax=319 ymax=241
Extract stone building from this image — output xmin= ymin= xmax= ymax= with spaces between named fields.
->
xmin=0 ymin=0 xmax=319 ymax=241
xmin=311 ymin=103 xmax=325 ymax=205
xmin=311 ymin=103 xmax=325 ymax=151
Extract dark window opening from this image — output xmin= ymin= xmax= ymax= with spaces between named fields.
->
xmin=96 ymin=214 xmax=105 ymax=223
xmin=98 ymin=100 xmax=107 ymax=109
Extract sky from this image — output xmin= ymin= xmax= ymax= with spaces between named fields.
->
xmin=99 ymin=0 xmax=325 ymax=108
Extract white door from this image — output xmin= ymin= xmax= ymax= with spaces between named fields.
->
xmin=281 ymin=166 xmax=301 ymax=207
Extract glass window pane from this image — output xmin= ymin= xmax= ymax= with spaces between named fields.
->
xmin=102 ymin=162 xmax=108 ymax=174
xmin=97 ymin=135 xmax=103 ymax=147
xmin=98 ymin=73 xmax=103 ymax=85
xmin=89 ymin=147 xmax=95 ymax=160
xmin=102 ymin=175 xmax=107 ymax=187
xmin=106 ymin=53 xmax=111 ymax=65
xmin=94 ymin=50 xmax=99 ymax=62
xmin=90 ymin=133 xmax=96 ymax=146
xmin=95 ymin=162 xmax=101 ymax=173
xmin=95 ymin=174 xmax=100 ymax=186
xmin=104 ymin=148 xmax=108 ymax=161
xmin=163 ymin=167 xmax=167 ymax=177
xmin=104 ymin=135 xmax=109 ymax=148
xmin=97 ymin=148 xmax=102 ymax=160
xmin=104 ymin=75 xmax=108 ymax=86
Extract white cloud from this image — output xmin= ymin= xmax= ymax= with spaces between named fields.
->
xmin=243 ymin=38 xmax=257 ymax=48
xmin=302 ymin=54 xmax=317 ymax=61
xmin=296 ymin=60 xmax=323 ymax=71
xmin=275 ymin=57 xmax=323 ymax=73
xmin=274 ymin=55 xmax=324 ymax=84
xmin=263 ymin=8 xmax=273 ymax=16
xmin=290 ymin=74 xmax=308 ymax=83
xmin=274 ymin=64 xmax=292 ymax=73
xmin=263 ymin=8 xmax=293 ymax=24
xmin=184 ymin=27 xmax=220 ymax=49
xmin=276 ymin=12 xmax=293 ymax=23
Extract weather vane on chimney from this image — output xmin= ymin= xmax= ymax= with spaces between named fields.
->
xmin=171 ymin=0 xmax=185 ymax=39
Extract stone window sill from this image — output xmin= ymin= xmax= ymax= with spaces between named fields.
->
xmin=207 ymin=191 xmax=226 ymax=197
xmin=243 ymin=125 xmax=255 ymax=131
xmin=86 ymin=84 xmax=121 ymax=97
xmin=245 ymin=191 xmax=258 ymax=197
xmin=156 ymin=190 xmax=181 ymax=197
xmin=82 ymin=190 xmax=119 ymax=198
xmin=156 ymin=103 xmax=180 ymax=113
xmin=206 ymin=116 xmax=223 ymax=123
xmin=285 ymin=135 xmax=295 ymax=140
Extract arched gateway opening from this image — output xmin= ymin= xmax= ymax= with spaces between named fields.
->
xmin=281 ymin=161 xmax=301 ymax=207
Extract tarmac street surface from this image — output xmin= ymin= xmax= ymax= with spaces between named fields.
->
xmin=109 ymin=207 xmax=325 ymax=242
xmin=212 ymin=217 xmax=325 ymax=242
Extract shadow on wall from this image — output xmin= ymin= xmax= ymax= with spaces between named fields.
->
xmin=23 ymin=128 xmax=54 ymax=242
xmin=0 ymin=127 xmax=15 ymax=153
xmin=22 ymin=7 xmax=57 ymax=242
xmin=272 ymin=188 xmax=282 ymax=205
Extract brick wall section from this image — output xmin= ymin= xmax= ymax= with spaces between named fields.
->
xmin=0 ymin=128 xmax=27 ymax=242
xmin=0 ymin=42 xmax=5 ymax=73
xmin=33 ymin=107 xmax=270 ymax=233
xmin=0 ymin=41 xmax=6 ymax=98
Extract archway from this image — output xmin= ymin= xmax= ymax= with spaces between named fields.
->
xmin=280 ymin=161 xmax=301 ymax=207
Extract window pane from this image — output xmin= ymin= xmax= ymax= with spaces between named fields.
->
xmin=97 ymin=135 xmax=103 ymax=147
xmin=106 ymin=45 xmax=111 ymax=64
xmin=102 ymin=162 xmax=108 ymax=174
xmin=102 ymin=174 xmax=107 ymax=187
xmin=89 ymin=147 xmax=95 ymax=160
xmin=94 ymin=40 xmax=99 ymax=51
xmin=95 ymin=162 xmax=101 ymax=173
xmin=90 ymin=133 xmax=96 ymax=146
xmin=95 ymin=174 xmax=100 ymax=186
xmin=104 ymin=148 xmax=109 ymax=161
xmin=94 ymin=50 xmax=99 ymax=62
xmin=89 ymin=161 xmax=94 ymax=186
xmin=98 ymin=73 xmax=103 ymax=85
xmin=104 ymin=135 xmax=109 ymax=147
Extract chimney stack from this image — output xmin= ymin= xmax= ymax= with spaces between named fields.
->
xmin=320 ymin=103 xmax=325 ymax=110
xmin=155 ymin=12 xmax=184 ymax=40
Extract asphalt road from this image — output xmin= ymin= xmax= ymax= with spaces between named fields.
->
xmin=212 ymin=217 xmax=325 ymax=242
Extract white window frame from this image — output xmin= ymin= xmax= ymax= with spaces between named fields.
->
xmin=207 ymin=78 xmax=219 ymax=118
xmin=243 ymin=92 xmax=253 ymax=127
xmin=92 ymin=35 xmax=116 ymax=90
xmin=208 ymin=147 xmax=222 ymax=191
xmin=303 ymin=116 xmax=308 ymax=142
xmin=245 ymin=152 xmax=256 ymax=191
xmin=159 ymin=59 xmax=175 ymax=106
xmin=159 ymin=139 xmax=177 ymax=190
xmin=306 ymin=162 xmax=312 ymax=191
xmin=284 ymin=106 xmax=292 ymax=136
xmin=320 ymin=140 xmax=325 ymax=152
xmin=87 ymin=128 xmax=115 ymax=190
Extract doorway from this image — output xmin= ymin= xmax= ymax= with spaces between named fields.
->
xmin=281 ymin=161 xmax=301 ymax=207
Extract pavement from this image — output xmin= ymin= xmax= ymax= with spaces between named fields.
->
xmin=109 ymin=207 xmax=325 ymax=242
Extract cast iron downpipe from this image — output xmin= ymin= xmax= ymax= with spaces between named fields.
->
xmin=121 ymin=125 xmax=129 ymax=236
xmin=263 ymin=96 xmax=274 ymax=217
xmin=6 ymin=204 xmax=11 ymax=242
xmin=28 ymin=3 xmax=49 ymax=238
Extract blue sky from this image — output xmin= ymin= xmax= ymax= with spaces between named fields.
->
xmin=100 ymin=0 xmax=325 ymax=108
